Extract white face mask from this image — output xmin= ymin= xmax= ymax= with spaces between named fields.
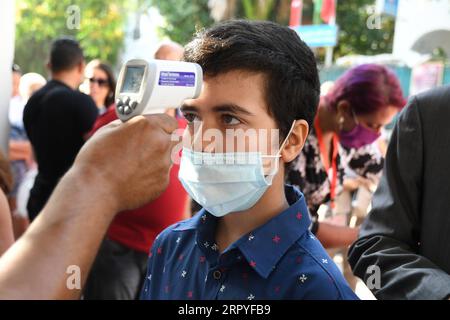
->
xmin=178 ymin=122 xmax=295 ymax=217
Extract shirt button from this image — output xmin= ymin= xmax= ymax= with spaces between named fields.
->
xmin=213 ymin=270 xmax=222 ymax=280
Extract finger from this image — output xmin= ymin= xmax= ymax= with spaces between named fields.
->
xmin=142 ymin=114 xmax=178 ymax=134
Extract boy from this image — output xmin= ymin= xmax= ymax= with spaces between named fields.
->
xmin=140 ymin=20 xmax=358 ymax=300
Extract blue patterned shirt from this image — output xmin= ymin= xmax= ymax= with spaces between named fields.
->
xmin=140 ymin=185 xmax=358 ymax=300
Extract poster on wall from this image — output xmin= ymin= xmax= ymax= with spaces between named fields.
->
xmin=409 ymin=62 xmax=445 ymax=96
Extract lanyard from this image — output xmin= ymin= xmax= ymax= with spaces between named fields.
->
xmin=314 ymin=117 xmax=339 ymax=209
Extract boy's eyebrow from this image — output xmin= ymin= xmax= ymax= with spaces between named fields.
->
xmin=212 ymin=104 xmax=255 ymax=116
xmin=180 ymin=103 xmax=256 ymax=116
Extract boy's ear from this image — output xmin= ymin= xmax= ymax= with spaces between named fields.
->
xmin=281 ymin=119 xmax=309 ymax=163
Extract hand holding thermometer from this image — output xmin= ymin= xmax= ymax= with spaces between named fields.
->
xmin=115 ymin=59 xmax=203 ymax=121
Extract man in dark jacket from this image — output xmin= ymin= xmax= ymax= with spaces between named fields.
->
xmin=348 ymin=85 xmax=450 ymax=300
xmin=23 ymin=38 xmax=98 ymax=221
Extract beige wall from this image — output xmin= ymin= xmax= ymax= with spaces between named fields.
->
xmin=0 ymin=0 xmax=15 ymax=155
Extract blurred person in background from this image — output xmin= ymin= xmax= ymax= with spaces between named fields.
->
xmin=0 ymin=151 xmax=14 ymax=256
xmin=81 ymin=59 xmax=116 ymax=115
xmin=154 ymin=41 xmax=184 ymax=61
xmin=9 ymin=64 xmax=22 ymax=118
xmin=23 ymin=37 xmax=98 ymax=221
xmin=287 ymin=64 xmax=406 ymax=249
xmin=8 ymin=72 xmax=46 ymax=237
xmin=7 ymin=64 xmax=25 ymax=231
xmin=83 ymin=41 xmax=189 ymax=300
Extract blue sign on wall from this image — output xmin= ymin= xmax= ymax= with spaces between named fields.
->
xmin=378 ymin=0 xmax=398 ymax=17
xmin=291 ymin=24 xmax=339 ymax=48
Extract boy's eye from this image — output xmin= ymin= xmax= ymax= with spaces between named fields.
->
xmin=222 ymin=114 xmax=241 ymax=125
xmin=183 ymin=112 xmax=200 ymax=123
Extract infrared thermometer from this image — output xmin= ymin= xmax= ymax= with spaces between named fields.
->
xmin=115 ymin=59 xmax=203 ymax=121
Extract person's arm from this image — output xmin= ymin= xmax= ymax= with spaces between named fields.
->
xmin=9 ymin=140 xmax=33 ymax=164
xmin=348 ymin=97 xmax=450 ymax=300
xmin=0 ymin=114 xmax=178 ymax=299
xmin=0 ymin=190 xmax=14 ymax=256
xmin=316 ymin=222 xmax=359 ymax=248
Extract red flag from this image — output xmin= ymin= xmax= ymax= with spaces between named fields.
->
xmin=321 ymin=0 xmax=336 ymax=24
xmin=289 ymin=0 xmax=303 ymax=27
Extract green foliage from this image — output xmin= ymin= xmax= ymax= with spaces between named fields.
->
xmin=234 ymin=0 xmax=291 ymax=24
xmin=151 ymin=0 xmax=395 ymax=59
xmin=334 ymin=0 xmax=395 ymax=58
xmin=15 ymin=0 xmax=128 ymax=76
xmin=241 ymin=0 xmax=276 ymax=20
xmin=150 ymin=0 xmax=214 ymax=45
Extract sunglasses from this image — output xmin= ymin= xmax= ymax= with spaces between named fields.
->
xmin=88 ymin=77 xmax=109 ymax=87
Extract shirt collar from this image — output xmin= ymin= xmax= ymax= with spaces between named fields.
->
xmin=49 ymin=79 xmax=72 ymax=90
xmin=173 ymin=185 xmax=312 ymax=278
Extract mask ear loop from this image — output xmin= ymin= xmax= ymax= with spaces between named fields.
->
xmin=276 ymin=120 xmax=297 ymax=157
xmin=262 ymin=120 xmax=297 ymax=176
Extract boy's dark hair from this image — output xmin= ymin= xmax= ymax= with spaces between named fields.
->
xmin=184 ymin=20 xmax=320 ymax=139
xmin=49 ymin=37 xmax=84 ymax=73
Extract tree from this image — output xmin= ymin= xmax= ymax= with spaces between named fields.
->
xmin=150 ymin=0 xmax=395 ymax=60
xmin=150 ymin=0 xmax=293 ymax=45
xmin=334 ymin=0 xmax=395 ymax=58
xmin=150 ymin=0 xmax=215 ymax=45
xmin=15 ymin=0 xmax=128 ymax=76
xmin=234 ymin=0 xmax=292 ymax=24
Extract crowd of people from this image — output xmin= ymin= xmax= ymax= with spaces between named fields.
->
xmin=0 ymin=19 xmax=449 ymax=300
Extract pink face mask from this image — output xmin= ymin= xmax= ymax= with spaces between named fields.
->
xmin=338 ymin=111 xmax=380 ymax=149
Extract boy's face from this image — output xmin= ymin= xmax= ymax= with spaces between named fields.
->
xmin=181 ymin=70 xmax=282 ymax=158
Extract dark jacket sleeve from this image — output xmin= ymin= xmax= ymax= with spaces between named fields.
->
xmin=76 ymin=93 xmax=99 ymax=134
xmin=348 ymin=96 xmax=450 ymax=300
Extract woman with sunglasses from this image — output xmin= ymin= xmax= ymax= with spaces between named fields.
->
xmin=83 ymin=60 xmax=116 ymax=115
xmin=287 ymin=64 xmax=406 ymax=249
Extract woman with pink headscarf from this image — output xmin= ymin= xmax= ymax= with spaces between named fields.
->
xmin=287 ymin=64 xmax=406 ymax=248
